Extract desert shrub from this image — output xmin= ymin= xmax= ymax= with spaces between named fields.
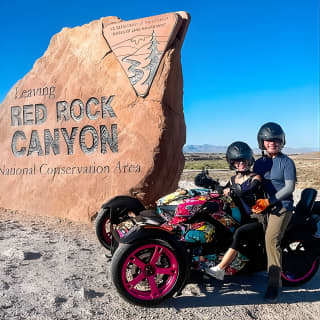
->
xmin=184 ymin=160 xmax=228 ymax=170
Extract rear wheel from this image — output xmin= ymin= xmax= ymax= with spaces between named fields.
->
xmin=281 ymin=240 xmax=319 ymax=286
xmin=111 ymin=239 xmax=186 ymax=306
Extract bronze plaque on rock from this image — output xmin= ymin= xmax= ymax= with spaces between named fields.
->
xmin=103 ymin=12 xmax=190 ymax=97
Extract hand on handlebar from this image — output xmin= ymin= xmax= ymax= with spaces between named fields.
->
xmin=223 ymin=187 xmax=231 ymax=197
xmin=252 ymin=199 xmax=270 ymax=214
xmin=194 ymin=168 xmax=219 ymax=190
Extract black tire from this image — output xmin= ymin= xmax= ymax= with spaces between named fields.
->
xmin=281 ymin=240 xmax=319 ymax=287
xmin=111 ymin=238 xmax=187 ymax=306
xmin=95 ymin=196 xmax=145 ymax=251
xmin=95 ymin=207 xmax=113 ymax=250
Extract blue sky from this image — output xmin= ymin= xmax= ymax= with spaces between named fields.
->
xmin=1 ymin=0 xmax=319 ymax=149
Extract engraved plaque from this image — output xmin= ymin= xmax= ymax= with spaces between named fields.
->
xmin=103 ymin=12 xmax=189 ymax=97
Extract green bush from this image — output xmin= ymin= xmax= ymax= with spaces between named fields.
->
xmin=184 ymin=160 xmax=228 ymax=170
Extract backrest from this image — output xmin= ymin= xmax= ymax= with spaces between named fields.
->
xmin=311 ymin=201 xmax=320 ymax=216
xmin=294 ymin=188 xmax=317 ymax=219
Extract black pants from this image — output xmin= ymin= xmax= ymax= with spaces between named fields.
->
xmin=231 ymin=221 xmax=264 ymax=255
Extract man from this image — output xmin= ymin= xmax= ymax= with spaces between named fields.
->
xmin=253 ymin=122 xmax=296 ymax=303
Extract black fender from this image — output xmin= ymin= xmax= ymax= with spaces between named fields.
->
xmin=119 ymin=225 xmax=191 ymax=268
xmin=96 ymin=195 xmax=145 ymax=253
xmin=101 ymin=195 xmax=145 ymax=211
xmin=119 ymin=224 xmax=181 ymax=246
xmin=101 ymin=195 xmax=145 ymax=224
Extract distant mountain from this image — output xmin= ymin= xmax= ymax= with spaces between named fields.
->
xmin=183 ymin=144 xmax=319 ymax=154
xmin=183 ymin=144 xmax=227 ymax=153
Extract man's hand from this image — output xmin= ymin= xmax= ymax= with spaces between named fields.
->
xmin=252 ymin=199 xmax=270 ymax=214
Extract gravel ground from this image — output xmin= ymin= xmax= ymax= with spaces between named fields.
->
xmin=1 ymin=180 xmax=320 ymax=319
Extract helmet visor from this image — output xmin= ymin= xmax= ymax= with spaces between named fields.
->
xmin=231 ymin=159 xmax=249 ymax=164
xmin=263 ymin=138 xmax=282 ymax=144
xmin=231 ymin=159 xmax=250 ymax=170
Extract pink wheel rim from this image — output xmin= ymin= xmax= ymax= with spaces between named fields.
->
xmin=102 ymin=216 xmax=112 ymax=246
xmin=121 ymin=243 xmax=179 ymax=300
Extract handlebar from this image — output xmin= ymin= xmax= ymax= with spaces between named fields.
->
xmin=194 ymin=168 xmax=220 ymax=191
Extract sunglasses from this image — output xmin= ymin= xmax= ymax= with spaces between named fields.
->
xmin=264 ymin=139 xmax=281 ymax=144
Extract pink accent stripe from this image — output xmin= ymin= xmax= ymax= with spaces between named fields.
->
xmin=281 ymin=260 xmax=317 ymax=282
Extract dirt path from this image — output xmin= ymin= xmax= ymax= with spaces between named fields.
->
xmin=1 ymin=208 xmax=320 ymax=320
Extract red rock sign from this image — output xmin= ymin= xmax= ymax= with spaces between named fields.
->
xmin=0 ymin=12 xmax=190 ymax=222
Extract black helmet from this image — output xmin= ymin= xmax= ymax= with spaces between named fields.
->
xmin=257 ymin=122 xmax=286 ymax=150
xmin=226 ymin=141 xmax=254 ymax=170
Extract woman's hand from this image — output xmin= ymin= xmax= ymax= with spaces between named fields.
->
xmin=223 ymin=188 xmax=231 ymax=196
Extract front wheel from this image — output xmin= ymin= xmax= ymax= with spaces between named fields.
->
xmin=281 ymin=240 xmax=319 ymax=286
xmin=111 ymin=239 xmax=187 ymax=306
xmin=95 ymin=208 xmax=113 ymax=250
xmin=95 ymin=196 xmax=145 ymax=251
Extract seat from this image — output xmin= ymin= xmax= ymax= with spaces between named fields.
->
xmin=157 ymin=205 xmax=177 ymax=218
xmin=136 ymin=210 xmax=166 ymax=226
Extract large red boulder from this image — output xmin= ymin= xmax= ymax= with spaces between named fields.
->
xmin=0 ymin=12 xmax=190 ymax=222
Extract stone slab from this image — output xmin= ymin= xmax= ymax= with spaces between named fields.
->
xmin=0 ymin=13 xmax=190 ymax=222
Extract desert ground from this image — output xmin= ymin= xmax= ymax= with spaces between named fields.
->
xmin=1 ymin=152 xmax=320 ymax=319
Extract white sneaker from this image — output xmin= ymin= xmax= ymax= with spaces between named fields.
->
xmin=204 ymin=265 xmax=225 ymax=280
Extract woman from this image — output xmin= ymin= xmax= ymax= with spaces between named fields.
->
xmin=205 ymin=141 xmax=265 ymax=280
xmin=252 ymin=122 xmax=296 ymax=303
